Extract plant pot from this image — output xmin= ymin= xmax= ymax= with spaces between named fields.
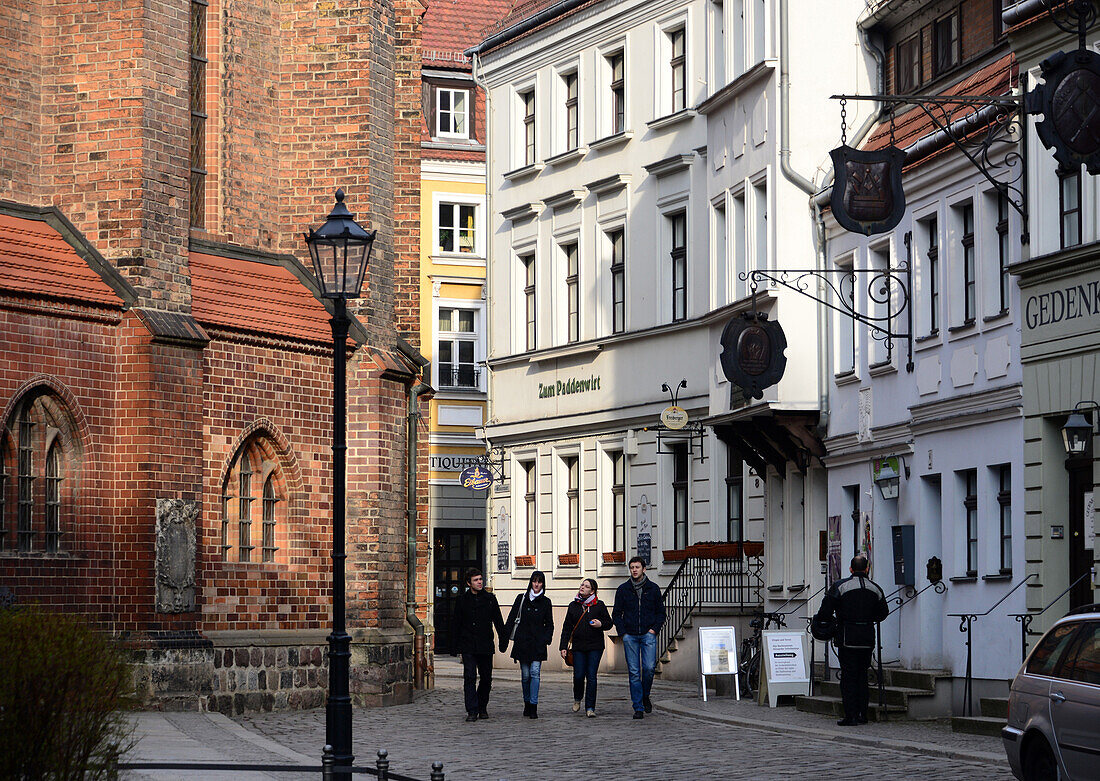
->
xmin=557 ymin=553 xmax=579 ymax=566
xmin=688 ymin=543 xmax=741 ymax=559
xmin=601 ymin=551 xmax=625 ymax=563
xmin=514 ymin=555 xmax=535 ymax=567
xmin=662 ymin=549 xmax=688 ymax=562
xmin=742 ymin=540 xmax=764 ymax=557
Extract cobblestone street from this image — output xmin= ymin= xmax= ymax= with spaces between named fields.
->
xmin=229 ymin=662 xmax=1013 ymax=781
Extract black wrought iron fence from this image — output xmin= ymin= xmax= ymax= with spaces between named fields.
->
xmin=118 ymin=747 xmax=445 ymax=780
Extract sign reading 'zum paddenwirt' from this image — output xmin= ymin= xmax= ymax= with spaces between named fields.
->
xmin=539 ymin=374 xmax=601 ymax=399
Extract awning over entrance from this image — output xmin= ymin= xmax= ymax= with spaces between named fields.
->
xmin=708 ymin=410 xmax=825 ymax=475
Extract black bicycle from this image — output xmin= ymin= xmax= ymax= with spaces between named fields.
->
xmin=738 ymin=611 xmax=787 ymax=696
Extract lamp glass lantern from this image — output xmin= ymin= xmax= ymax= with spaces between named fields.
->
xmin=874 ymin=457 xmax=901 ymax=501
xmin=304 ymin=188 xmax=377 ymax=299
xmin=1062 ymin=410 xmax=1094 ymax=456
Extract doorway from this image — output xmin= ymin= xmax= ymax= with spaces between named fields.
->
xmin=1066 ymin=450 xmax=1094 ymax=610
xmin=432 ymin=529 xmax=484 ymax=655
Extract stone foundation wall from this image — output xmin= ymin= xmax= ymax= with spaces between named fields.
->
xmin=130 ymin=630 xmax=421 ymax=713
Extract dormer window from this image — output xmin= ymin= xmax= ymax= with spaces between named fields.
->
xmin=436 ymin=87 xmax=469 ymax=138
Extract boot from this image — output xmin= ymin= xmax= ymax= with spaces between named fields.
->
xmin=523 ymin=702 xmax=531 ymax=717
xmin=529 ymin=703 xmax=538 ymax=719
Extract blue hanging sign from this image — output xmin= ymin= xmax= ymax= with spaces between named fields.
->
xmin=459 ymin=464 xmax=493 ymax=491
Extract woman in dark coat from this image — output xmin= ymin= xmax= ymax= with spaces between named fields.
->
xmin=501 ymin=570 xmax=554 ymax=718
xmin=559 ymin=578 xmax=614 ymax=717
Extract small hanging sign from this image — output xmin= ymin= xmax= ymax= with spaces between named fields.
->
xmin=719 ymin=312 xmax=787 ymax=400
xmin=1032 ymin=48 xmax=1100 ymax=174
xmin=459 ymin=464 xmax=493 ymax=491
xmin=829 ymin=144 xmax=907 ymax=236
xmin=660 ymin=405 xmax=688 ymax=430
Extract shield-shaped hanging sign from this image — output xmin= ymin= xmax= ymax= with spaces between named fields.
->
xmin=719 ymin=312 xmax=787 ymax=400
xmin=1032 ymin=48 xmax=1100 ymax=175
xmin=830 ymin=144 xmax=907 ymax=236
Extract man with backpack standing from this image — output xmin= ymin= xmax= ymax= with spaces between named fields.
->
xmin=814 ymin=555 xmax=889 ymax=726
xmin=612 ymin=557 xmax=665 ymax=719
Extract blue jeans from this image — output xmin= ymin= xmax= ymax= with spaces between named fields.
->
xmin=622 ymin=632 xmax=656 ymax=712
xmin=571 ymin=648 xmax=603 ymax=710
xmin=520 ymin=660 xmax=542 ymax=704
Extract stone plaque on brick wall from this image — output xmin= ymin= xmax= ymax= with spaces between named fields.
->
xmin=155 ymin=498 xmax=198 ymax=613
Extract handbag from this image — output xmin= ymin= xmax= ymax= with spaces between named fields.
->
xmin=564 ymin=603 xmax=590 ymax=667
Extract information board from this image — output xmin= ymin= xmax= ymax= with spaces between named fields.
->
xmin=761 ymin=630 xmax=810 ymax=707
xmin=697 ymin=626 xmax=739 ymax=702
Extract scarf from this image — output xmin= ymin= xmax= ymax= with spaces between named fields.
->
xmin=575 ymin=593 xmax=597 ymax=608
xmin=631 ymin=573 xmax=647 ymax=600
xmin=527 ymin=587 xmax=543 ymax=602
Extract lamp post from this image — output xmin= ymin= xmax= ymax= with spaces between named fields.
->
xmin=1062 ymin=401 xmax=1099 ymax=457
xmin=304 ymin=189 xmax=377 ymax=780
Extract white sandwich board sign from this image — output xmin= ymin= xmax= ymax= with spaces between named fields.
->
xmin=697 ymin=626 xmax=739 ymax=702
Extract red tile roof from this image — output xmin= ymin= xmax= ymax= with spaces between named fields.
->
xmin=479 ymin=0 xmax=602 ymax=54
xmin=423 ymin=0 xmax=514 ymax=68
xmin=863 ymin=54 xmax=1018 ymax=169
xmin=0 ymin=213 xmax=124 ymax=307
xmin=189 ymin=251 xmax=334 ymax=344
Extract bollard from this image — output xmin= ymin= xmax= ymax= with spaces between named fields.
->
xmin=321 ymin=745 xmax=335 ymax=781
xmin=430 ymin=760 xmax=445 ymax=781
xmin=376 ymin=749 xmax=390 ymax=781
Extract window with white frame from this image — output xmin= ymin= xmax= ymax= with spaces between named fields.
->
xmin=521 ymin=253 xmax=536 ymax=351
xmin=961 ymin=468 xmax=978 ymax=576
xmin=436 ymin=87 xmax=469 ymax=138
xmin=996 ymin=464 xmax=1011 ymax=573
xmin=669 ymin=26 xmax=687 ymax=113
xmin=869 ymin=244 xmax=892 ymax=365
xmin=726 ymin=446 xmax=743 ymax=542
xmin=611 ymin=451 xmax=626 ymax=552
xmin=932 ymin=9 xmax=960 ymax=78
xmin=608 ymin=51 xmax=625 ymax=134
xmin=669 ymin=212 xmax=687 ymax=322
xmin=834 ymin=253 xmax=855 ymax=374
xmin=713 ymin=199 xmax=728 ymax=309
xmin=523 ymin=460 xmax=537 ymax=555
xmin=922 ymin=214 xmax=940 ymax=334
xmin=1060 ymin=169 xmax=1082 ymax=249
xmin=607 ymin=229 xmax=626 ymax=334
xmin=437 ymin=307 xmax=478 ymax=388
xmin=733 ymin=190 xmax=747 ymax=299
xmin=562 ymin=71 xmax=579 ymax=151
xmin=520 ymin=88 xmax=536 ymax=166
xmin=996 ymin=193 xmax=1011 ymax=312
xmin=563 ymin=242 xmax=580 ymax=342
xmin=710 ymin=0 xmax=726 ymax=90
xmin=752 ymin=179 xmax=767 ymax=273
xmin=563 ymin=454 xmax=580 ymax=555
xmin=751 ymin=0 xmax=766 ymax=63
xmin=672 ymin=444 xmax=689 ymax=549
xmin=437 ymin=201 xmax=478 ymax=255
xmin=960 ymin=202 xmax=976 ymax=323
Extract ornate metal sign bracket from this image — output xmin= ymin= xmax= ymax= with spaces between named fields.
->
xmin=650 ymin=379 xmax=706 ymax=462
xmin=830 ymin=91 xmax=1028 ymax=235
xmin=740 ymin=237 xmax=915 ymax=373
xmin=470 ymin=447 xmax=507 ymax=482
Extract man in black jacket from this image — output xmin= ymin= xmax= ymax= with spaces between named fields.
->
xmin=815 ymin=555 xmax=889 ymax=726
xmin=451 ymin=569 xmax=506 ymax=722
xmin=612 ymin=557 xmax=665 ymax=719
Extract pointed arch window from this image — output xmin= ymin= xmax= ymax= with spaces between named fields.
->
xmin=220 ymin=438 xmax=284 ymax=564
xmin=17 ymin=413 xmax=34 ymax=552
xmin=44 ymin=444 xmax=61 ymax=554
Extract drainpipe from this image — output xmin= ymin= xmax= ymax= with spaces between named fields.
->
xmin=407 ymin=381 xmax=432 ymax=689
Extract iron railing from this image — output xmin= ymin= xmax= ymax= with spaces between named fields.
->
xmin=657 ymin=551 xmax=764 ymax=663
xmin=437 ymin=366 xmax=480 ymax=389
xmin=949 ymin=572 xmax=1036 ymax=716
xmin=119 ymin=748 xmax=445 ymax=780
xmin=1009 ymin=570 xmax=1093 ymax=662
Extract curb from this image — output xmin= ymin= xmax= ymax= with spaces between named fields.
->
xmin=655 ymin=701 xmax=1007 ymax=768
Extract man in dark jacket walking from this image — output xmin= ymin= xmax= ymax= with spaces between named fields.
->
xmin=612 ymin=557 xmax=665 ymax=719
xmin=451 ymin=568 xmax=506 ymax=722
xmin=815 ymin=555 xmax=889 ymax=726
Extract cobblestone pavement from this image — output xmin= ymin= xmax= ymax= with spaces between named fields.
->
xmin=231 ymin=662 xmax=1015 ymax=781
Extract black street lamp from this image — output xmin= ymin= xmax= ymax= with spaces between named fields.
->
xmin=1062 ymin=401 xmax=1099 ymax=457
xmin=304 ymin=189 xmax=377 ymax=780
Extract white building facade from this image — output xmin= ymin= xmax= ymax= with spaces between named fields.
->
xmin=471 ymin=0 xmax=867 ymax=675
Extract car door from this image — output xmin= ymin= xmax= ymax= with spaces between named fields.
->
xmin=1013 ymin=623 xmax=1081 ymax=737
xmin=1048 ymin=621 xmax=1100 ymax=780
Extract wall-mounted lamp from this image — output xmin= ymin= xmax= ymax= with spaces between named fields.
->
xmin=873 ymin=455 xmax=909 ymax=501
xmin=1062 ymin=401 xmax=1098 ymax=457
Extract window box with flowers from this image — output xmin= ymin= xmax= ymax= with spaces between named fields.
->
xmin=602 ymin=551 xmax=625 ymax=564
xmin=557 ymin=553 xmax=579 ymax=566
xmin=514 ymin=555 xmax=535 ymax=568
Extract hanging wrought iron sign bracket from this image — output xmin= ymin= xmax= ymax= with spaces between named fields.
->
xmin=829 ymin=92 xmax=1028 ymax=234
xmin=650 ymin=379 xmax=707 ymax=461
xmin=467 ymin=447 xmax=507 ymax=483
xmin=740 ymin=239 xmax=915 ymax=374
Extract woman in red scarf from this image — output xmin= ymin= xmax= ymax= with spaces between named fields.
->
xmin=559 ymin=578 xmax=614 ymax=717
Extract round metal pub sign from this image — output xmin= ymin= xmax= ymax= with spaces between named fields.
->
xmin=459 ymin=465 xmax=493 ymax=491
xmin=660 ymin=405 xmax=689 ymax=430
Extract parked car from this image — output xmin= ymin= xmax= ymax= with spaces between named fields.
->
xmin=1002 ymin=605 xmax=1100 ymax=780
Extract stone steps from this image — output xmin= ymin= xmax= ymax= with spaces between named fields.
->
xmin=793 ymin=694 xmax=907 ymax=721
xmin=797 ymin=666 xmax=946 ymax=720
xmin=951 ymin=696 xmax=1009 ymax=735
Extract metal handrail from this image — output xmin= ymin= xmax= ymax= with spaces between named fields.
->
xmin=887 ymin=580 xmax=948 ymax=616
xmin=1009 ymin=570 xmax=1093 ymax=662
xmin=948 ymin=572 xmax=1036 ymax=716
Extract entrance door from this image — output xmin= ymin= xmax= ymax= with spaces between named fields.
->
xmin=1066 ymin=454 xmax=1093 ymax=610
xmin=433 ymin=529 xmax=484 ymax=655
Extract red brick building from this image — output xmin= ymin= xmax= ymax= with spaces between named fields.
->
xmin=0 ymin=0 xmax=430 ymax=712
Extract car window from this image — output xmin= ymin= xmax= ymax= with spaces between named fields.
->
xmin=1064 ymin=623 xmax=1100 ymax=686
xmin=1026 ymin=622 xmax=1081 ymax=678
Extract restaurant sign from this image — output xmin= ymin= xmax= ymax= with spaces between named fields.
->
xmin=538 ymin=374 xmax=602 ymax=399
